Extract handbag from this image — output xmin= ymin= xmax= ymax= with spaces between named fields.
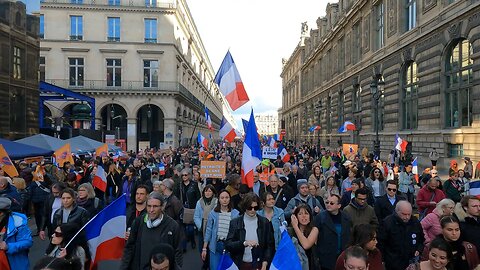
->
xmin=182 ymin=208 xmax=195 ymax=224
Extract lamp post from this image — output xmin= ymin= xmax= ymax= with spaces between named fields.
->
xmin=315 ymin=100 xmax=322 ymax=151
xmin=370 ymin=75 xmax=385 ymax=159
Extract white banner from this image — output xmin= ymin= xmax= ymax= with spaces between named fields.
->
xmin=262 ymin=146 xmax=278 ymax=159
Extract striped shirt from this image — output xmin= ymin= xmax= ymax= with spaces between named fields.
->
xmin=217 ymin=211 xmax=231 ymax=240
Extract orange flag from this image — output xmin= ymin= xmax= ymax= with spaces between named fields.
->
xmin=96 ymin=143 xmax=108 ymax=158
xmin=0 ymin=144 xmax=18 ymax=177
xmin=54 ymin=143 xmax=74 ymax=167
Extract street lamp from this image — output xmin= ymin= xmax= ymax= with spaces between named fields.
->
xmin=315 ymin=100 xmax=322 ymax=152
xmin=370 ymin=74 xmax=385 ymax=159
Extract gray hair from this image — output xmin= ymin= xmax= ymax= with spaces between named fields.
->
xmin=395 ymin=200 xmax=412 ymax=213
xmin=152 ymin=180 xmax=162 ymax=187
xmin=436 ymin=198 xmax=455 ymax=215
xmin=78 ymin=183 xmax=96 ymax=199
xmin=181 ymin=168 xmax=191 ymax=177
xmin=148 ymin=191 xmax=165 ymax=205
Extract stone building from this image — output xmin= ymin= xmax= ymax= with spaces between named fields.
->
xmin=39 ymin=0 xmax=233 ymax=151
xmin=281 ymin=0 xmax=480 ymax=168
xmin=254 ymin=114 xmax=278 ymax=136
xmin=0 ymin=0 xmax=40 ymax=139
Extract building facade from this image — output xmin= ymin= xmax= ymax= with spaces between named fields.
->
xmin=254 ymin=114 xmax=278 ymax=136
xmin=39 ymin=0 xmax=233 ymax=151
xmin=0 ymin=0 xmax=39 ymax=140
xmin=281 ymin=0 xmax=480 ymax=167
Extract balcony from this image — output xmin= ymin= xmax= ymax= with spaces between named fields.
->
xmin=40 ymin=0 xmax=176 ymax=9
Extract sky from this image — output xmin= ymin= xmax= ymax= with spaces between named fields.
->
xmin=186 ymin=0 xmax=328 ymax=130
xmin=20 ymin=0 xmax=40 ymax=14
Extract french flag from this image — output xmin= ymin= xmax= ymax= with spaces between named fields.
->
xmin=214 ymin=51 xmax=250 ymax=111
xmin=241 ymin=109 xmax=262 ymax=188
xmin=273 ymin=133 xmax=282 ymax=141
xmin=93 ymin=165 xmax=107 ymax=192
xmin=205 ymin=107 xmax=213 ymax=130
xmin=198 ymin=132 xmax=208 ymax=149
xmin=277 ymin=144 xmax=290 ymax=163
xmin=219 ymin=116 xmax=236 ymax=143
xmin=270 ymin=227 xmax=302 ymax=270
xmin=242 ymin=118 xmax=249 ymax=132
xmin=86 ymin=195 xmax=126 ymax=270
xmin=267 ymin=137 xmax=277 ymax=148
xmin=338 ymin=121 xmax=356 ymax=133
xmin=469 ymin=180 xmax=480 ymax=198
xmin=158 ymin=163 xmax=165 ymax=176
xmin=309 ymin=125 xmax=321 ymax=132
xmin=217 ymin=252 xmax=239 ymax=270
xmin=395 ymin=134 xmax=408 ymax=153
xmin=412 ymin=157 xmax=419 ymax=183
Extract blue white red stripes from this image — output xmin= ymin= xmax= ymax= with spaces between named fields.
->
xmin=309 ymin=125 xmax=321 ymax=132
xmin=395 ymin=134 xmax=408 ymax=153
xmin=412 ymin=157 xmax=419 ymax=183
xmin=241 ymin=109 xmax=262 ymax=188
xmin=214 ymin=51 xmax=250 ymax=111
xmin=277 ymin=144 xmax=290 ymax=163
xmin=267 ymin=136 xmax=277 ymax=148
xmin=338 ymin=121 xmax=356 ymax=133
xmin=93 ymin=165 xmax=107 ymax=192
xmin=219 ymin=117 xmax=236 ymax=143
xmin=205 ymin=107 xmax=213 ymax=131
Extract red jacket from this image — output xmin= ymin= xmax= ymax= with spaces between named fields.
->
xmin=416 ymin=186 xmax=445 ymax=215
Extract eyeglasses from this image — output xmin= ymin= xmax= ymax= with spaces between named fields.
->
xmin=325 ymin=201 xmax=337 ymax=205
xmin=387 ymin=188 xmax=397 ymax=192
xmin=247 ymin=205 xmax=259 ymax=211
xmin=53 ymin=231 xmax=63 ymax=237
xmin=182 ymin=174 xmax=188 ymax=176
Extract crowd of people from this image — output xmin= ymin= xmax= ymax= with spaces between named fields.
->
xmin=0 ymin=141 xmax=479 ymax=270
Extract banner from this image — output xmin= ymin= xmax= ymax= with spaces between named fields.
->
xmin=0 ymin=145 xmax=18 ymax=177
xmin=200 ymin=160 xmax=226 ymax=179
xmin=95 ymin=143 xmax=109 ymax=158
xmin=262 ymin=146 xmax=278 ymax=159
xmin=54 ymin=143 xmax=74 ymax=167
xmin=342 ymin=144 xmax=358 ymax=160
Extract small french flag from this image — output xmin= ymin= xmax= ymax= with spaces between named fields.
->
xmin=412 ymin=157 xmax=419 ymax=183
xmin=395 ymin=134 xmax=408 ymax=153
xmin=205 ymin=107 xmax=213 ymax=131
xmin=93 ymin=165 xmax=107 ymax=192
xmin=267 ymin=136 xmax=277 ymax=148
xmin=309 ymin=125 xmax=321 ymax=132
xmin=158 ymin=163 xmax=165 ymax=176
xmin=198 ymin=132 xmax=208 ymax=149
xmin=338 ymin=121 xmax=356 ymax=133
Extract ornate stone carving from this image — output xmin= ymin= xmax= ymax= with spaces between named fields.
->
xmin=388 ymin=0 xmax=397 ymax=37
xmin=363 ymin=14 xmax=370 ymax=53
xmin=403 ymin=47 xmax=413 ymax=62
xmin=448 ymin=21 xmax=462 ymax=40
xmin=423 ymin=0 xmax=437 ymax=14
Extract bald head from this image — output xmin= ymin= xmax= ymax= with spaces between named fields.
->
xmin=395 ymin=201 xmax=412 ymax=223
xmin=0 ymin=177 xmax=9 ymax=190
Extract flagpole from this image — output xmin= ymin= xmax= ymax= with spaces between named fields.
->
xmin=189 ymin=94 xmax=210 ymax=145
xmin=63 ymin=194 xmax=126 ymax=249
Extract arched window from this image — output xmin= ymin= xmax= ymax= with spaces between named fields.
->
xmin=353 ymin=84 xmax=362 ymax=112
xmin=402 ymin=61 xmax=418 ymax=129
xmin=338 ymin=90 xmax=344 ymax=126
xmin=445 ymin=39 xmax=473 ymax=127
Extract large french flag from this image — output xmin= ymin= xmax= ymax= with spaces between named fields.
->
xmin=214 ymin=51 xmax=250 ymax=111
xmin=86 ymin=194 xmax=126 ymax=270
xmin=205 ymin=107 xmax=213 ymax=131
xmin=218 ymin=252 xmax=239 ymax=270
xmin=219 ymin=117 xmax=236 ymax=143
xmin=93 ymin=165 xmax=107 ymax=192
xmin=469 ymin=180 xmax=480 ymax=198
xmin=395 ymin=134 xmax=408 ymax=153
xmin=338 ymin=121 xmax=356 ymax=133
xmin=241 ymin=110 xmax=262 ymax=188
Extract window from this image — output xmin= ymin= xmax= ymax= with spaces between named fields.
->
xmin=402 ymin=61 xmax=418 ymax=129
xmin=108 ymin=0 xmax=120 ymax=5
xmin=70 ymin=0 xmax=83 ymax=4
xmin=107 ymin=17 xmax=120 ymax=42
xmin=352 ymin=22 xmax=361 ymax=64
xmin=338 ymin=37 xmax=345 ymax=73
xmin=447 ymin=144 xmax=463 ymax=157
xmin=70 ymin=16 xmax=83 ymax=41
xmin=39 ymin=14 xmax=44 ymax=39
xmin=338 ymin=91 xmax=344 ymax=126
xmin=145 ymin=0 xmax=157 ymax=7
xmin=143 ymin=60 xmax=158 ymax=87
xmin=144 ymin=19 xmax=157 ymax=43
xmin=353 ymin=84 xmax=362 ymax=112
xmin=39 ymin=56 xmax=45 ymax=81
xmin=69 ymin=58 xmax=84 ymax=87
xmin=13 ymin=47 xmax=23 ymax=79
xmin=445 ymin=39 xmax=473 ymax=127
xmin=106 ymin=59 xmax=121 ymax=87
xmin=406 ymin=0 xmax=416 ymax=31
xmin=375 ymin=1 xmax=384 ymax=49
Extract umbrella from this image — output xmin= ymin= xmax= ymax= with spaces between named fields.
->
xmin=67 ymin=136 xmax=121 ymax=154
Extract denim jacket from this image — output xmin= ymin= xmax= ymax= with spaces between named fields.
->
xmin=399 ymin=172 xmax=415 ymax=193
xmin=204 ymin=209 xmax=240 ymax=254
xmin=257 ymin=206 xmax=285 ymax=248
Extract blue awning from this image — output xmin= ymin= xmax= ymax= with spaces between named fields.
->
xmin=0 ymin=138 xmax=54 ymax=160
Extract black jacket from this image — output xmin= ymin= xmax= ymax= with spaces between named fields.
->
xmin=52 ymin=204 xmax=90 ymax=229
xmin=374 ymin=194 xmax=406 ymax=225
xmin=225 ymin=215 xmax=275 ymax=268
xmin=126 ymin=204 xmax=146 ymax=229
xmin=460 ymin=217 xmax=480 ymax=257
xmin=378 ymin=213 xmax=424 ymax=270
xmin=77 ymin=198 xmax=103 ymax=219
xmin=287 ymin=172 xmax=304 ymax=195
xmin=121 ymin=213 xmax=182 ymax=270
xmin=314 ymin=211 xmax=352 ymax=270
xmin=41 ymin=194 xmax=58 ymax=233
xmin=266 ymin=185 xmax=293 ymax=210
xmin=174 ymin=181 xmax=200 ymax=209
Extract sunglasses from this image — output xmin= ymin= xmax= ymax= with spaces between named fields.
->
xmin=182 ymin=174 xmax=188 ymax=176
xmin=247 ymin=205 xmax=259 ymax=211
xmin=152 ymin=172 xmax=159 ymax=175
xmin=387 ymin=188 xmax=397 ymax=192
xmin=325 ymin=201 xmax=337 ymax=205
xmin=53 ymin=231 xmax=63 ymax=237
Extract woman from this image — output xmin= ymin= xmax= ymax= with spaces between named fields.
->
xmin=120 ymin=167 xmax=137 ymax=205
xmin=52 ymin=188 xmax=89 ymax=230
xmin=308 ymin=165 xmax=325 ymax=190
xmin=105 ymin=162 xmax=121 ymax=204
xmin=407 ymin=237 xmax=452 ymax=270
xmin=290 ymin=204 xmax=319 ymax=270
xmin=194 ymin=185 xmax=217 ymax=269
xmin=457 ymin=169 xmax=469 ymax=196
xmin=443 ymin=172 xmax=463 ymax=203
xmin=365 ymin=167 xmax=386 ymax=201
xmin=202 ymin=190 xmax=239 ymax=270
xmin=319 ymin=175 xmax=340 ymax=202
xmin=422 ymin=216 xmax=479 ymax=269
xmin=257 ymin=191 xmax=285 ymax=249
xmin=12 ymin=177 xmax=30 ymax=215
xmin=225 ymin=193 xmax=275 ymax=270
xmin=153 ymin=180 xmax=162 ymax=193
xmin=48 ymin=223 xmax=91 ymax=269
xmin=335 ymin=224 xmax=383 ymax=270
xmin=76 ymin=183 xmax=103 ymax=219
xmin=193 ymin=171 xmax=206 ymax=195
xmin=341 ymin=168 xmax=357 ymax=195
xmin=421 ymin=199 xmax=455 ymax=245
xmin=342 ymin=246 xmax=370 ymax=270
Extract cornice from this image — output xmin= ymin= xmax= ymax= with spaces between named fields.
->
xmin=99 ymin=49 xmax=127 ymax=53
xmin=136 ymin=50 xmax=164 ymax=54
xmin=41 ymin=4 xmax=176 ymax=14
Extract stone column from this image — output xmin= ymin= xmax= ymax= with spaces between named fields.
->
xmin=127 ymin=117 xmax=137 ymax=152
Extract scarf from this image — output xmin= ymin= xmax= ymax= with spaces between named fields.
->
xmin=76 ymin=197 xmax=89 ymax=207
xmin=200 ymin=197 xmax=217 ymax=236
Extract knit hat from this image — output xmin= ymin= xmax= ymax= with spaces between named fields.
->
xmin=297 ymin=179 xmax=308 ymax=190
xmin=0 ymin=197 xmax=11 ymax=210
xmin=161 ymin=178 xmax=174 ymax=190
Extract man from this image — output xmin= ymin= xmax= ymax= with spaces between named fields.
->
xmin=429 ymin=148 xmax=439 ymax=169
xmin=284 ymin=179 xmax=322 ymax=219
xmin=297 ymin=158 xmax=308 ymax=178
xmin=126 ymin=184 xmax=149 ymax=231
xmin=121 ymin=192 xmax=182 ymax=270
xmin=314 ymin=194 xmax=352 ymax=270
xmin=287 ymin=165 xmax=304 ymax=195
xmin=416 ymin=177 xmax=445 ymax=217
xmin=343 ymin=187 xmax=378 ymax=229
xmin=0 ymin=177 xmax=22 ymax=212
xmin=459 ymin=195 xmax=480 ymax=256
xmin=378 ymin=201 xmax=424 ymax=270
xmin=266 ymin=174 xmax=291 ymax=209
xmin=374 ymin=180 xmax=406 ymax=224
xmin=320 ymin=151 xmax=332 ymax=174
xmin=160 ymin=179 xmax=182 ymax=222
xmin=138 ymin=159 xmax=153 ymax=190
xmin=39 ymin=182 xmax=66 ymax=240
xmin=399 ymin=164 xmax=416 ymax=206
xmin=252 ymin=171 xmax=266 ymax=198
xmin=151 ymin=167 xmax=160 ymax=184
xmin=0 ymin=197 xmax=32 ymax=270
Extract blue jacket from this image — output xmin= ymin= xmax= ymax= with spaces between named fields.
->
xmin=4 ymin=212 xmax=32 ymax=270
xmin=257 ymin=207 xmax=285 ymax=248
xmin=204 ymin=209 xmax=239 ymax=254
